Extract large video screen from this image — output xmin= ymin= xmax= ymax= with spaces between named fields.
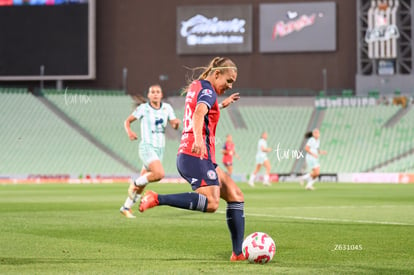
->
xmin=0 ymin=0 xmax=95 ymax=80
xmin=0 ymin=0 xmax=88 ymax=5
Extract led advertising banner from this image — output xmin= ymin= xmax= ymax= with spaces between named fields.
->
xmin=259 ymin=2 xmax=336 ymax=53
xmin=177 ymin=5 xmax=252 ymax=55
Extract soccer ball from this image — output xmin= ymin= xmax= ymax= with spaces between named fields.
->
xmin=242 ymin=232 xmax=276 ymax=264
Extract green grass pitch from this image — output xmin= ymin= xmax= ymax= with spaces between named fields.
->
xmin=0 ymin=182 xmax=413 ymax=274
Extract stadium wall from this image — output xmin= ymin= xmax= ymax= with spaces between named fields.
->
xmin=1 ymin=0 xmax=357 ymax=96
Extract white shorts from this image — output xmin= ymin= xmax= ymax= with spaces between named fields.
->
xmin=139 ymin=143 xmax=164 ymax=168
xmin=306 ymin=155 xmax=320 ymax=171
xmin=255 ymin=154 xmax=268 ymax=165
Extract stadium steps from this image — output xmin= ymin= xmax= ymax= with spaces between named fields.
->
xmin=40 ymin=89 xmax=142 ymax=172
xmin=383 ymin=105 xmax=412 ymax=128
xmin=35 ymin=90 xmax=136 ymax=172
xmin=227 ymin=105 xmax=247 ymax=129
xmin=373 ymin=152 xmax=414 ymax=173
xmin=367 ymin=147 xmax=414 ymax=172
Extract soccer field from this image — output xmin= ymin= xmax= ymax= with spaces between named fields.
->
xmin=0 ymin=182 xmax=413 ymax=274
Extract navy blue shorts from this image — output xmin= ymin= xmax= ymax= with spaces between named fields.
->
xmin=176 ymin=154 xmax=219 ymax=191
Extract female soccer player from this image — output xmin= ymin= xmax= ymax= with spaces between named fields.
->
xmin=138 ymin=57 xmax=246 ymax=261
xmin=221 ymin=134 xmax=239 ymax=176
xmin=248 ymin=131 xmax=272 ymax=187
xmin=300 ymin=128 xmax=327 ymax=190
xmin=119 ymin=84 xmax=180 ymax=218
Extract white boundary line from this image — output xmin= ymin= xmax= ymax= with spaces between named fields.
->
xmin=216 ymin=211 xmax=414 ymax=226
xmin=251 ymin=205 xmax=410 ymax=210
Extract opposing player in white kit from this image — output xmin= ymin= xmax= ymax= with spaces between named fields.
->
xmin=120 ymin=84 xmax=180 ymax=218
xmin=248 ymin=131 xmax=272 ymax=187
xmin=300 ymin=128 xmax=327 ymax=190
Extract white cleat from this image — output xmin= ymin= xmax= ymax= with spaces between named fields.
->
xmin=120 ymin=206 xmax=136 ymax=218
xmin=305 ymin=186 xmax=315 ymax=191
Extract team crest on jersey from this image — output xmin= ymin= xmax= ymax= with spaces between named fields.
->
xmin=207 ymin=170 xmax=217 ymax=180
xmin=200 ymin=89 xmax=213 ymax=98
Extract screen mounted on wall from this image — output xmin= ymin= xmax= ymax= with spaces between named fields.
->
xmin=0 ymin=0 xmax=95 ymax=80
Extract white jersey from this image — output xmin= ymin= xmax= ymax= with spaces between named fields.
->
xmin=256 ymin=138 xmax=268 ymax=159
xmin=306 ymin=137 xmax=320 ymax=158
xmin=132 ymin=102 xmax=176 ymax=148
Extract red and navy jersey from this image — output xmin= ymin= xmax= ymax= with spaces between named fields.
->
xmin=222 ymin=141 xmax=235 ymax=163
xmin=178 ymin=80 xmax=220 ymax=164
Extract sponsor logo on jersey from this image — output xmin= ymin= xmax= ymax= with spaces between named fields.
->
xmin=200 ymin=89 xmax=213 ymax=98
xmin=155 ymin=117 xmax=164 ymax=126
xmin=207 ymin=170 xmax=217 ymax=180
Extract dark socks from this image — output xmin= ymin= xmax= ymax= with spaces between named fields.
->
xmin=158 ymin=192 xmax=208 ymax=212
xmin=226 ymin=202 xmax=245 ymax=255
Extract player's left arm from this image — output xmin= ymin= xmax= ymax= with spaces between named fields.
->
xmin=261 ymin=144 xmax=272 ymax=153
xmin=234 ymin=150 xmax=240 ymax=159
xmin=305 ymin=145 xmax=318 ymax=158
xmin=219 ymin=92 xmax=240 ymax=109
xmin=169 ymin=118 xmax=180 ymax=130
xmin=319 ymin=149 xmax=327 ymax=155
xmin=167 ymin=104 xmax=180 ymax=130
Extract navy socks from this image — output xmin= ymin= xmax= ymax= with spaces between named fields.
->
xmin=158 ymin=192 xmax=208 ymax=212
xmin=226 ymin=202 xmax=245 ymax=255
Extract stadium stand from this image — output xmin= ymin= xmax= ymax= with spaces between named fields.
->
xmin=320 ymin=105 xmax=414 ymax=173
xmin=42 ymin=89 xmax=138 ymax=167
xmin=2 ymin=87 xmax=414 ymax=177
xmin=371 ymin=106 xmax=414 ymax=172
xmin=0 ymin=88 xmax=133 ymax=175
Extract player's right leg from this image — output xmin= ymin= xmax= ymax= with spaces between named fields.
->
xmin=120 ymin=166 xmax=146 ymax=218
xmin=300 ymin=172 xmax=311 ymax=186
xmin=263 ymin=159 xmax=271 ymax=186
xmin=306 ymin=166 xmax=320 ymax=190
xmin=128 ymin=144 xmax=164 ymax=198
xmin=121 ymin=144 xmax=165 ymax=218
xmin=128 ymin=160 xmax=164 ymax=197
xmin=139 ymin=154 xmax=218 ymax=213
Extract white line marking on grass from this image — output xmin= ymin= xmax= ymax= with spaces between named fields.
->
xmin=272 ymin=215 xmax=413 ymax=226
xmin=216 ymin=211 xmax=414 ymax=226
xmin=258 ymin=205 xmax=409 ymax=210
